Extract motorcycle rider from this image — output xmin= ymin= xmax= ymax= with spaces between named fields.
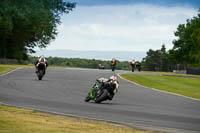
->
xmin=111 ymin=58 xmax=117 ymax=66
xmin=111 ymin=58 xmax=117 ymax=71
xmin=98 ymin=64 xmax=104 ymax=69
xmin=35 ymin=56 xmax=48 ymax=73
xmin=130 ymin=60 xmax=135 ymax=68
xmin=96 ymin=75 xmax=119 ymax=100
xmin=130 ymin=60 xmax=135 ymax=71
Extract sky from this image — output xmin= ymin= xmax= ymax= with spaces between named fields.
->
xmin=34 ymin=0 xmax=199 ymax=60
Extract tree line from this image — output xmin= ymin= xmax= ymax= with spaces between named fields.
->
xmin=141 ymin=44 xmax=175 ymax=71
xmin=29 ymin=56 xmax=133 ymax=70
xmin=142 ymin=10 xmax=200 ymax=71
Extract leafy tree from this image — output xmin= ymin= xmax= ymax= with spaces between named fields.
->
xmin=0 ymin=0 xmax=75 ymax=60
xmin=169 ymin=10 xmax=200 ymax=66
xmin=142 ymin=45 xmax=170 ymax=71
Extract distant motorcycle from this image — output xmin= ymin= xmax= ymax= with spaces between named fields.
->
xmin=135 ymin=62 xmax=141 ymax=72
xmin=85 ymin=76 xmax=119 ymax=103
xmin=137 ymin=66 xmax=141 ymax=72
xmin=99 ymin=64 xmax=105 ymax=69
xmin=36 ymin=62 xmax=46 ymax=80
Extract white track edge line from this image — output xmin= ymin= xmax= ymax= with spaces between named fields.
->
xmin=117 ymin=73 xmax=200 ymax=102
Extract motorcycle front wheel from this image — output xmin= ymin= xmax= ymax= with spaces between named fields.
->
xmin=85 ymin=94 xmax=91 ymax=102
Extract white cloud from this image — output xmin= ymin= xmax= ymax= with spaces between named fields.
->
xmin=46 ymin=4 xmax=197 ymax=52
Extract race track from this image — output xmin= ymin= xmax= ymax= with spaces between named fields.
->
xmin=0 ymin=68 xmax=200 ymax=133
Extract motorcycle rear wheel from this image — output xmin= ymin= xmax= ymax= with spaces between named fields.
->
xmin=95 ymin=89 xmax=108 ymax=103
xmin=112 ymin=67 xmax=115 ymax=71
xmin=38 ymin=71 xmax=43 ymax=80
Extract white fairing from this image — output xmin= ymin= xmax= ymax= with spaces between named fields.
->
xmin=113 ymin=80 xmax=119 ymax=93
xmin=39 ymin=57 xmax=47 ymax=62
xmin=98 ymin=78 xmax=109 ymax=82
xmin=36 ymin=56 xmax=47 ymax=67
xmin=36 ymin=62 xmax=46 ymax=67
xmin=97 ymin=76 xmax=119 ymax=94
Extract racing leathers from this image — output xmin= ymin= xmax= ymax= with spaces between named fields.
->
xmin=35 ymin=56 xmax=48 ymax=73
xmin=96 ymin=77 xmax=119 ymax=100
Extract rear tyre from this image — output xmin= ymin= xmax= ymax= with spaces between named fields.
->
xmin=112 ymin=67 xmax=115 ymax=72
xmin=38 ymin=71 xmax=43 ymax=80
xmin=38 ymin=76 xmax=42 ymax=80
xmin=95 ymin=89 xmax=108 ymax=103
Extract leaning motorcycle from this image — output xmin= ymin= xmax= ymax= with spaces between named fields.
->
xmin=36 ymin=62 xmax=46 ymax=80
xmin=85 ymin=79 xmax=119 ymax=103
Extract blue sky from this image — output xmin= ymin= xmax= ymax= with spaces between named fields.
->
xmin=35 ymin=0 xmax=199 ymax=60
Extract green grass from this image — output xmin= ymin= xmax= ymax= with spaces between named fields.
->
xmin=143 ymin=71 xmax=199 ymax=77
xmin=0 ymin=105 xmax=157 ymax=133
xmin=0 ymin=64 xmax=33 ymax=74
xmin=121 ymin=74 xmax=200 ymax=100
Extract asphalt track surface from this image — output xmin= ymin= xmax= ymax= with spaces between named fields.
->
xmin=0 ymin=68 xmax=200 ymax=133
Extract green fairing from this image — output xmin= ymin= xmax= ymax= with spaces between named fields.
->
xmin=89 ymin=84 xmax=99 ymax=98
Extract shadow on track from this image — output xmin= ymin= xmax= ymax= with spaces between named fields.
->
xmin=86 ymin=101 xmax=122 ymax=106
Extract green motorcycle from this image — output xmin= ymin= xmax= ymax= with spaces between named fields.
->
xmin=85 ymin=82 xmax=108 ymax=103
xmin=85 ymin=77 xmax=119 ymax=103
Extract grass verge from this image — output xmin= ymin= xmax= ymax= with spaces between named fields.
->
xmin=0 ymin=105 xmax=156 ymax=133
xmin=120 ymin=74 xmax=200 ymax=100
xmin=143 ymin=71 xmax=200 ymax=77
xmin=0 ymin=64 xmax=33 ymax=75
